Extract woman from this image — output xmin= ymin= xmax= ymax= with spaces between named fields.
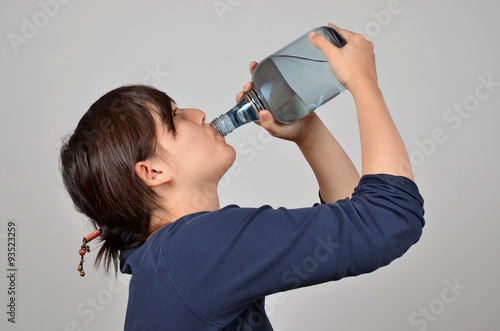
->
xmin=61 ymin=24 xmax=424 ymax=330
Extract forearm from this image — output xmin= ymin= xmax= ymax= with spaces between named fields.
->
xmin=351 ymin=82 xmax=414 ymax=180
xmin=296 ymin=113 xmax=360 ymax=203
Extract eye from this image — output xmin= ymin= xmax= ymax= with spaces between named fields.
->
xmin=172 ymin=107 xmax=178 ymax=117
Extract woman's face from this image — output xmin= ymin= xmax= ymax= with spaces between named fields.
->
xmin=154 ymin=106 xmax=236 ymax=185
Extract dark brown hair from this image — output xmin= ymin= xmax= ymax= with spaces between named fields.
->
xmin=60 ymin=85 xmax=176 ymax=273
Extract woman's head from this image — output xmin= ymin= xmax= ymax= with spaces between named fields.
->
xmin=61 ymin=85 xmax=177 ymax=272
xmin=61 ymin=85 xmax=236 ymax=273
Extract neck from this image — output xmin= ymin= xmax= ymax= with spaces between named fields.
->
xmin=148 ymin=182 xmax=220 ymax=235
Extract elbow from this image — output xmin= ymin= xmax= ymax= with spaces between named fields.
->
xmin=365 ymin=211 xmax=425 ymax=273
xmin=380 ymin=212 xmax=425 ymax=265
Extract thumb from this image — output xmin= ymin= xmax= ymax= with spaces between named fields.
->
xmin=258 ymin=110 xmax=281 ymax=136
xmin=308 ymin=31 xmax=339 ymax=54
xmin=258 ymin=110 xmax=273 ymax=128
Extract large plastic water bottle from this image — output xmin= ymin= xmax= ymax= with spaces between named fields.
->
xmin=210 ymin=26 xmax=346 ymax=136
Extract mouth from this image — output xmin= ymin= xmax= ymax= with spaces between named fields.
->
xmin=208 ymin=124 xmax=222 ymax=137
xmin=208 ymin=123 xmax=220 ymax=136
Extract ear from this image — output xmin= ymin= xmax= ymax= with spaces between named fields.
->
xmin=134 ymin=160 xmax=172 ymax=187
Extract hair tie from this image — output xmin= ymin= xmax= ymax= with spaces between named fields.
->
xmin=78 ymin=229 xmax=101 ymax=277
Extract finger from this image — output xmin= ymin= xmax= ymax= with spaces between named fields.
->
xmin=327 ymin=23 xmax=366 ymax=42
xmin=258 ymin=110 xmax=281 ymax=137
xmin=236 ymin=90 xmax=244 ymax=102
xmin=236 ymin=82 xmax=252 ymax=102
xmin=249 ymin=61 xmax=258 ymax=75
xmin=242 ymin=81 xmax=252 ymax=92
xmin=308 ymin=31 xmax=342 ymax=55
xmin=258 ymin=110 xmax=273 ymax=129
xmin=327 ymin=23 xmax=357 ymax=41
xmin=327 ymin=23 xmax=340 ymax=30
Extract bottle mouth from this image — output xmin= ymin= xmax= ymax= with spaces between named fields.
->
xmin=210 ymin=114 xmax=235 ymax=137
xmin=209 ymin=90 xmax=265 ymax=137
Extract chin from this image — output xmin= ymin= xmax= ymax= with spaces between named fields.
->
xmin=228 ymin=145 xmax=236 ymax=161
xmin=225 ymin=148 xmax=237 ymax=170
xmin=218 ymin=147 xmax=237 ymax=179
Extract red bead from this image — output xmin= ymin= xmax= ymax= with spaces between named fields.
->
xmin=79 ymin=247 xmax=87 ymax=256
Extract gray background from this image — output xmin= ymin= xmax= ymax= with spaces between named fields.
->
xmin=1 ymin=0 xmax=499 ymax=330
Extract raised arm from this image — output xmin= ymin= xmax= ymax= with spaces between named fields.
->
xmin=238 ymin=64 xmax=361 ymax=203
xmin=237 ymin=23 xmax=414 ymax=202
xmin=308 ymin=24 xmax=414 ymax=181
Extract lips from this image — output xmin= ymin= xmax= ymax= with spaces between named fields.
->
xmin=207 ymin=124 xmax=221 ymax=137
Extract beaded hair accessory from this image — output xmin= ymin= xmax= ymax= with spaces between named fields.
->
xmin=78 ymin=229 xmax=101 ymax=277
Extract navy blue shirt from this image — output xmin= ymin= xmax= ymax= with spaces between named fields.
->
xmin=120 ymin=174 xmax=425 ymax=330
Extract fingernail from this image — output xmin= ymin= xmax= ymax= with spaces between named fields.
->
xmin=308 ymin=31 xmax=317 ymax=39
xmin=260 ymin=111 xmax=270 ymax=120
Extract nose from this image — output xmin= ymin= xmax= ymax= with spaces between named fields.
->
xmin=182 ymin=108 xmax=206 ymax=126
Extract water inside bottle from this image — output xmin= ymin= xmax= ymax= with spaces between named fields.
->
xmin=253 ymin=55 xmax=343 ymax=123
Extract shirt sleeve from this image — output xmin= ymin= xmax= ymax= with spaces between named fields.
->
xmin=161 ymin=174 xmax=425 ymax=324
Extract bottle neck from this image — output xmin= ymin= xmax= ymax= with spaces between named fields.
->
xmin=210 ymin=89 xmax=265 ymax=136
xmin=245 ymin=89 xmax=266 ymax=114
